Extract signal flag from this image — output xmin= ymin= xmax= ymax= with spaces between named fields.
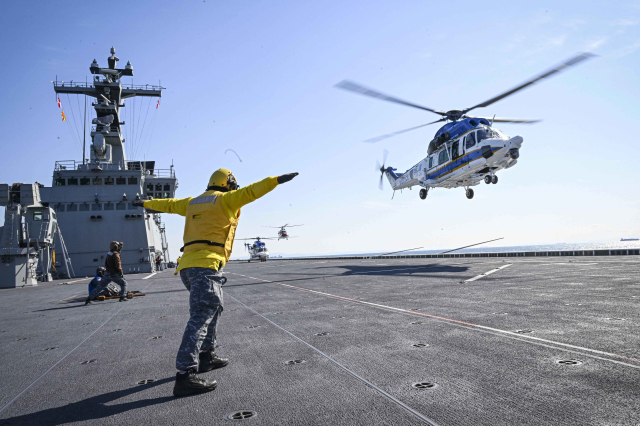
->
xmin=61 ymin=111 xmax=66 ymax=121
xmin=156 ymin=100 xmax=160 ymax=109
xmin=57 ymin=97 xmax=61 ymax=108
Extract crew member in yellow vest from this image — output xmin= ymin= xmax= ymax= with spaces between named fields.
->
xmin=133 ymin=168 xmax=298 ymax=397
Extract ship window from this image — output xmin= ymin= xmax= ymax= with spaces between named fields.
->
xmin=80 ymin=178 xmax=90 ymax=185
xmin=155 ymin=184 xmax=162 ymax=191
xmin=33 ymin=211 xmax=43 ymax=221
xmin=146 ymin=192 xmax=154 ymax=199
xmin=116 ymin=177 xmax=126 ymax=185
xmin=128 ymin=203 xmax=139 ymax=210
xmin=156 ymin=192 xmax=162 ymax=199
xmin=429 ymin=157 xmax=433 ymax=168
xmin=116 ymin=202 xmax=127 ymax=210
xmin=67 ymin=204 xmax=77 ymax=212
xmin=128 ymin=177 xmax=138 ymax=185
xmin=68 ymin=178 xmax=78 ymax=185
xmin=465 ymin=132 xmax=476 ymax=149
xmin=105 ymin=177 xmax=114 ymax=185
xmin=55 ymin=204 xmax=65 ymax=212
xmin=79 ymin=204 xmax=90 ymax=211
xmin=92 ymin=203 xmax=102 ymax=211
xmin=163 ymin=184 xmax=170 ymax=191
xmin=163 ymin=192 xmax=170 ymax=199
xmin=147 ymin=184 xmax=153 ymax=191
xmin=93 ymin=177 xmax=102 ymax=185
xmin=55 ymin=178 xmax=65 ymax=186
xmin=438 ymin=149 xmax=449 ymax=165
xmin=104 ymin=202 xmax=114 ymax=210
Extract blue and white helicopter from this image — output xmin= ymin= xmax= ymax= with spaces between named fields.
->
xmin=238 ymin=237 xmax=277 ymax=262
xmin=336 ymin=53 xmax=594 ymax=200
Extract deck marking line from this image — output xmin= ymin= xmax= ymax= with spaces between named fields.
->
xmin=464 ymin=264 xmax=512 ymax=282
xmin=0 ymin=279 xmax=157 ymax=415
xmin=59 ymin=293 xmax=81 ymax=302
xmin=58 ymin=277 xmax=91 ymax=284
xmin=229 ymin=294 xmax=440 ymax=426
xmin=229 ymin=272 xmax=640 ymax=367
xmin=142 ymin=272 xmax=157 ymax=280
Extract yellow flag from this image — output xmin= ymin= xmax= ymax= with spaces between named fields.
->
xmin=61 ymin=111 xmax=66 ymax=121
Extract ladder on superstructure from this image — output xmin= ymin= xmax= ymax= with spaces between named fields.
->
xmin=56 ymin=225 xmax=75 ymax=279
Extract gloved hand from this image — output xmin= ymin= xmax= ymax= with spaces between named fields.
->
xmin=277 ymin=173 xmax=299 ymax=184
xmin=132 ymin=200 xmax=145 ymax=207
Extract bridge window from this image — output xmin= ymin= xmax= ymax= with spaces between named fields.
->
xmin=93 ymin=177 xmax=102 ymax=185
xmin=156 ymin=192 xmax=162 ymax=199
xmin=80 ymin=178 xmax=90 ymax=185
xmin=55 ymin=204 xmax=65 ymax=212
xmin=55 ymin=178 xmax=65 ymax=186
xmin=68 ymin=178 xmax=78 ymax=185
xmin=79 ymin=204 xmax=90 ymax=211
xmin=465 ymin=132 xmax=476 ymax=149
xmin=104 ymin=202 xmax=114 ymax=210
xmin=128 ymin=203 xmax=139 ymax=210
xmin=164 ymin=184 xmax=170 ymax=191
xmin=438 ymin=149 xmax=449 ymax=165
xmin=67 ymin=204 xmax=77 ymax=212
xmin=116 ymin=177 xmax=127 ymax=185
xmin=147 ymin=184 xmax=154 ymax=192
xmin=116 ymin=203 xmax=127 ymax=210
xmin=155 ymin=184 xmax=162 ymax=191
xmin=33 ymin=211 xmax=43 ymax=221
xmin=105 ymin=177 xmax=114 ymax=185
xmin=128 ymin=177 xmax=138 ymax=185
xmin=92 ymin=203 xmax=102 ymax=211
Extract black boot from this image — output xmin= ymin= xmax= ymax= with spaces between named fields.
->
xmin=198 ymin=350 xmax=229 ymax=373
xmin=84 ymin=298 xmax=93 ymax=305
xmin=173 ymin=369 xmax=217 ymax=397
xmin=118 ymin=297 xmax=129 ymax=302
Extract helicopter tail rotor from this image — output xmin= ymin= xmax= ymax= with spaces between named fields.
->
xmin=376 ymin=149 xmax=389 ymax=190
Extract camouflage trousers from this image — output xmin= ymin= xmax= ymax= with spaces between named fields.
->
xmin=87 ymin=272 xmax=128 ymax=299
xmin=176 ymin=267 xmax=224 ymax=372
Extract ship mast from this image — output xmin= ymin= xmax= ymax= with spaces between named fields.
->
xmin=53 ymin=47 xmax=163 ymax=170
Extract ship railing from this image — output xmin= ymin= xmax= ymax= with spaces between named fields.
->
xmin=55 ymin=160 xmax=80 ymax=171
xmin=53 ymin=79 xmax=164 ymax=90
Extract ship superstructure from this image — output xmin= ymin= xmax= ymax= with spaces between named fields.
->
xmin=42 ymin=47 xmax=176 ymax=276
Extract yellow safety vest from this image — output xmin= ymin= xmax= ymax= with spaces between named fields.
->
xmin=181 ymin=191 xmax=239 ymax=260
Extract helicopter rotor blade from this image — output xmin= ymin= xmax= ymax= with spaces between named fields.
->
xmin=335 ymin=80 xmax=447 ymax=116
xmin=382 ymin=149 xmax=389 ymax=166
xmin=363 ymin=119 xmax=446 ymax=143
xmin=379 ymin=173 xmax=384 ymax=191
xmin=462 ymin=52 xmax=595 ymax=115
xmin=467 ymin=117 xmax=542 ymax=124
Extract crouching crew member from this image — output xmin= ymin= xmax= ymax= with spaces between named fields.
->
xmin=85 ymin=241 xmax=130 ymax=305
xmin=133 ymin=168 xmax=298 ymax=397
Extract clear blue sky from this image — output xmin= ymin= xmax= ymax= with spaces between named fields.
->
xmin=1 ymin=0 xmax=640 ymax=260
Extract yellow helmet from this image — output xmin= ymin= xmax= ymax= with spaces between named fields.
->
xmin=207 ymin=168 xmax=239 ymax=191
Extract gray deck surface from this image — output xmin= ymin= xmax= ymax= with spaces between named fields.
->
xmin=0 ymin=257 xmax=639 ymax=425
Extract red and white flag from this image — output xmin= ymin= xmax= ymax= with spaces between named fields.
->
xmin=156 ymin=100 xmax=160 ymax=109
xmin=57 ymin=97 xmax=61 ymax=108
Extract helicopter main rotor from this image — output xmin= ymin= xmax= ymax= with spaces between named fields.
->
xmin=335 ymin=52 xmax=594 ymax=143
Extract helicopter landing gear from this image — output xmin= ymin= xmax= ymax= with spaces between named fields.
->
xmin=419 ymin=188 xmax=428 ymax=200
xmin=491 ymin=175 xmax=498 ymax=184
xmin=484 ymin=175 xmax=492 ymax=184
xmin=465 ymin=188 xmax=474 ymax=199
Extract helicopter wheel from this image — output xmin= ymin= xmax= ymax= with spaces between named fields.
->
xmin=419 ymin=188 xmax=427 ymax=200
xmin=492 ymin=175 xmax=498 ymax=184
xmin=484 ymin=175 xmax=492 ymax=184
xmin=466 ymin=188 xmax=474 ymax=199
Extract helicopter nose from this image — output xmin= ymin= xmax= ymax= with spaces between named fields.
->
xmin=508 ymin=135 xmax=523 ymax=148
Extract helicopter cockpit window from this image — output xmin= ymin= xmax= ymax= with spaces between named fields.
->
xmin=438 ymin=149 xmax=449 ymax=165
xmin=476 ymin=128 xmax=492 ymax=143
xmin=465 ymin=132 xmax=476 ymax=149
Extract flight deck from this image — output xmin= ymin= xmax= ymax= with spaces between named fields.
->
xmin=0 ymin=257 xmax=638 ymax=425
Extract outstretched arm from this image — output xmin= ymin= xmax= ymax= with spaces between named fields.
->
xmin=141 ymin=197 xmax=193 ymax=216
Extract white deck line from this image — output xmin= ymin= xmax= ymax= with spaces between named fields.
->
xmin=142 ymin=272 xmax=157 ymax=280
xmin=464 ymin=264 xmax=512 ymax=282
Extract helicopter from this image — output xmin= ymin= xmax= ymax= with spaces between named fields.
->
xmin=335 ymin=53 xmax=594 ymax=200
xmin=237 ymin=237 xmax=277 ymax=262
xmin=264 ymin=224 xmax=303 ymax=240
